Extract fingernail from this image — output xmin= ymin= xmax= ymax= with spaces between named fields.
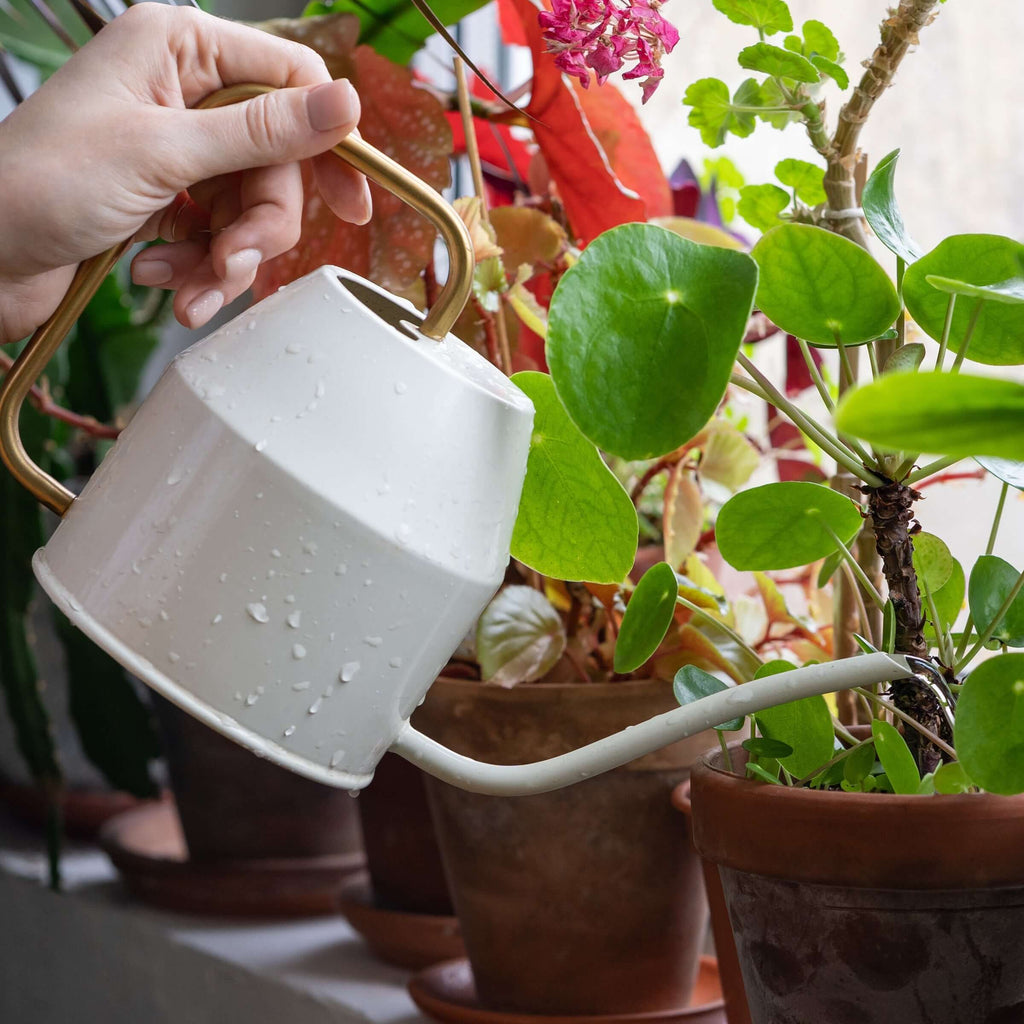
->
xmin=224 ymin=248 xmax=262 ymax=282
xmin=307 ymin=80 xmax=358 ymax=133
xmin=132 ymin=260 xmax=174 ymax=286
xmin=186 ymin=289 xmax=224 ymax=328
xmin=353 ymin=179 xmax=372 ymax=225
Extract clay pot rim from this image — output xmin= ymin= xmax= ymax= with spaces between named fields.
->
xmin=433 ymin=675 xmax=670 ymax=694
xmin=675 ymin=741 xmax=1024 ymax=889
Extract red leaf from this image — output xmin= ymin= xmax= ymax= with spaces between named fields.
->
xmin=768 ymin=406 xmax=827 ymax=484
xmin=446 ymin=111 xmax=532 ymax=184
xmin=254 ymin=16 xmax=452 ymax=305
xmin=497 ymin=0 xmax=529 ymax=45
xmin=505 ymin=0 xmax=662 ymax=244
xmin=784 ymin=334 xmax=822 ymax=397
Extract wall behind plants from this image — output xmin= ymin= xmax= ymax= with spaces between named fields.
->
xmin=640 ymin=0 xmax=1024 ymax=251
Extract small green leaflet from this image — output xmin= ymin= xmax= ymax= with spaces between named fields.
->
xmin=775 ymin=159 xmax=827 ymax=206
xmin=862 ymin=149 xmax=923 ymax=264
xmin=673 ymin=666 xmax=743 ymax=732
xmin=738 ymin=42 xmax=819 ymax=83
xmin=870 ymin=719 xmax=920 ymax=795
xmin=737 ymin=184 xmax=789 ymax=231
xmin=614 ymin=563 xmax=679 ymax=674
xmin=956 ymin=654 xmax=1024 ymax=794
xmin=712 ymin=0 xmax=792 ymax=34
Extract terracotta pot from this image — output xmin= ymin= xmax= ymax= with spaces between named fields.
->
xmin=153 ymin=696 xmax=362 ymax=861
xmin=356 ymin=750 xmax=453 ymax=914
xmin=682 ymin=743 xmax=1024 ymax=1024
xmin=419 ymin=677 xmax=717 ymax=1016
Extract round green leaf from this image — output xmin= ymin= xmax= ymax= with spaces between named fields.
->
xmin=968 ymin=555 xmax=1024 ymax=647
xmin=955 ymin=654 xmax=1024 ymax=794
xmin=716 ymin=481 xmax=863 ymax=570
xmin=912 ymin=532 xmax=953 ymax=595
xmin=870 ymin=719 xmax=920 ymax=795
xmin=547 ymin=224 xmax=757 ymax=460
xmin=843 ymin=741 xmax=876 ymax=786
xmin=742 ymin=737 xmax=793 ymax=759
xmin=903 ymin=234 xmax=1024 ymax=365
xmin=835 ymin=373 xmax=1024 ymax=459
xmin=976 ymin=456 xmax=1024 ymax=490
xmin=673 ymin=665 xmax=742 ymax=732
xmin=510 ymin=371 xmax=638 ymax=583
xmin=925 ymin=557 xmax=965 ymax=644
xmin=882 ymin=342 xmax=925 ymax=375
xmin=738 ymin=41 xmax=819 ymax=83
xmin=751 ymin=224 xmax=900 ymax=347
xmin=476 ymin=586 xmax=566 ymax=686
xmin=712 ymin=0 xmax=792 ymax=33
xmin=755 ymin=692 xmax=834 ymax=779
xmin=614 ymin=562 xmax=679 ymax=674
xmin=774 ymin=159 xmax=826 ymax=206
xmin=933 ymin=761 xmax=973 ymax=795
xmin=862 ymin=149 xmax=923 ymax=264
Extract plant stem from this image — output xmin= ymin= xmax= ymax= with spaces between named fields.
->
xmin=853 ymin=687 xmax=957 ymax=761
xmin=717 ymin=730 xmax=734 ymax=774
xmin=956 ymin=565 xmax=1024 ymax=673
xmin=919 ymin=572 xmax=954 ymax=666
xmin=675 ymin=594 xmax=763 ymax=668
xmin=905 ymin=455 xmax=962 ymax=486
xmin=818 ymin=519 xmax=887 ymax=611
xmin=867 ymin=343 xmax=880 ymax=380
xmin=797 ymin=337 xmax=834 ymax=411
xmin=839 ymin=559 xmax=875 ymax=643
xmin=950 ymin=299 xmax=982 ymax=374
xmin=934 ymin=293 xmax=957 ymax=371
xmin=796 ymin=735 xmax=872 ymax=786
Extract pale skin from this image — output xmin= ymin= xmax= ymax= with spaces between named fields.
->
xmin=0 ymin=3 xmax=371 ymax=346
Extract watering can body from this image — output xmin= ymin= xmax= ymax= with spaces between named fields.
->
xmin=0 ymin=85 xmax=920 ymax=797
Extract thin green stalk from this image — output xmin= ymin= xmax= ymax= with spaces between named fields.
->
xmin=895 ymin=257 xmax=907 ymax=348
xmin=920 ymin=572 xmax=954 ymax=666
xmin=853 ymin=687 xmax=957 ymax=760
xmin=867 ymin=342 xmax=880 ymax=379
xmin=905 ymin=454 xmax=962 ymax=486
xmin=717 ymin=730 xmax=734 ymax=774
xmin=796 ymin=337 xmax=834 ymax=411
xmin=954 ymin=481 xmax=1008 ymax=661
xmin=934 ymin=293 xmax=957 ymax=372
xmin=950 ymin=299 xmax=983 ymax=373
xmin=675 ymin=594 xmax=763 ymax=667
xmin=839 ymin=559 xmax=875 ymax=644
xmin=956 ymin=565 xmax=1024 ymax=673
xmin=817 ymin=518 xmax=887 ymax=611
xmin=834 ymin=333 xmax=856 ymax=391
xmin=796 ymin=734 xmax=872 ymax=786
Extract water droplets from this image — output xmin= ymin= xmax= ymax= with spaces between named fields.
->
xmin=284 ymin=594 xmax=296 ymax=604
xmin=363 ymin=635 xmax=383 ymax=648
xmin=247 ymin=320 xmax=257 ymax=332
xmin=287 ymin=610 xmax=302 ymax=629
xmin=292 ymin=643 xmax=307 ymax=660
xmin=270 ymin=548 xmax=282 ymax=559
xmin=283 ymin=725 xmax=296 ymax=737
xmin=159 ymin=610 xmax=170 ymax=622
xmin=303 ymin=540 xmax=318 ymax=556
xmin=166 ymin=470 xmax=184 ymax=487
xmin=330 ymin=749 xmax=346 ymax=769
xmin=395 ymin=523 xmax=412 ymax=544
xmin=394 ymin=381 xmax=408 ymax=395
xmin=308 ymin=697 xmax=323 ymax=715
xmin=168 ymin=652 xmax=180 ymax=663
xmin=254 ymin=439 xmax=268 ymax=453
xmin=293 ymin=681 xmax=311 ymax=691
xmin=315 ymin=380 xmax=326 ymax=399
xmin=211 ymin=613 xmax=223 ymax=625
xmin=334 ymin=563 xmax=348 ymax=576
xmin=389 ymin=656 xmax=403 ymax=669
xmin=285 ymin=342 xmax=303 ymax=354
xmin=340 ymin=661 xmax=360 ymax=683
xmin=247 ymin=602 xmax=270 ymax=623
xmin=245 ymin=693 xmax=259 ymax=707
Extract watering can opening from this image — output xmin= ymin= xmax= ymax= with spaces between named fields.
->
xmin=337 ymin=274 xmax=423 ymax=341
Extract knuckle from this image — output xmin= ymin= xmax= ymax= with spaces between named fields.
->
xmin=243 ymin=93 xmax=288 ymax=152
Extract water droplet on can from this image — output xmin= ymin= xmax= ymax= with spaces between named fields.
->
xmin=293 ymin=643 xmax=307 ymax=660
xmin=287 ymin=611 xmax=302 ymax=629
xmin=246 ymin=602 xmax=270 ymax=623
xmin=340 ymin=661 xmax=360 ymax=682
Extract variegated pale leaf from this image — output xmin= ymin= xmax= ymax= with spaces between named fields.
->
xmin=699 ymin=421 xmax=761 ymax=493
xmin=664 ymin=464 xmax=705 ymax=570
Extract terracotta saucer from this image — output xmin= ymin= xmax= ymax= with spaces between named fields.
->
xmin=0 ymin=780 xmax=159 ymax=840
xmin=408 ymin=956 xmax=725 ymax=1024
xmin=339 ymin=874 xmax=465 ymax=968
xmin=99 ymin=800 xmax=365 ymax=917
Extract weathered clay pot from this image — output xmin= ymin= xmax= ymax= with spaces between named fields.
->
xmin=153 ymin=696 xmax=363 ymax=861
xmin=355 ymin=750 xmax=453 ymax=915
xmin=419 ymin=677 xmax=717 ymax=1016
xmin=682 ymin=743 xmax=1024 ymax=1024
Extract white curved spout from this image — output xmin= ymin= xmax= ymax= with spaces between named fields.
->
xmin=391 ymin=653 xmax=915 ymax=796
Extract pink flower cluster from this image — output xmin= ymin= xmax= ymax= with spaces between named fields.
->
xmin=538 ymin=0 xmax=679 ymax=103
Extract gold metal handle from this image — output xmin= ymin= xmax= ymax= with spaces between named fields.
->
xmin=0 ymin=83 xmax=474 ymax=518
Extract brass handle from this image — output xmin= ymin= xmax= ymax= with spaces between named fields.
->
xmin=0 ymin=83 xmax=474 ymax=518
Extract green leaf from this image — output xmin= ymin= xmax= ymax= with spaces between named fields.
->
xmin=56 ymin=614 xmax=160 ymax=798
xmin=903 ymin=234 xmax=1024 ymax=365
xmin=747 ymin=761 xmax=784 ymax=784
xmin=754 ymin=659 xmax=798 ymax=678
xmin=862 ymin=150 xmax=923 ymax=264
xmin=476 ymin=585 xmax=567 ymax=686
xmin=712 ymin=0 xmax=792 ymax=33
xmin=870 ymin=719 xmax=920 ymax=794
xmin=754 ymin=691 xmax=835 ymax=779
xmin=0 ymin=0 xmax=87 ymax=74
xmin=926 ymin=558 xmax=965 ymax=645
xmin=716 ymin=481 xmax=863 ymax=570
xmin=737 ymin=184 xmax=789 ymax=231
xmin=615 ymin=563 xmax=679 ymax=674
xmin=684 ymin=77 xmax=758 ymax=147
xmin=924 ymin=275 xmax=1024 ymax=306
xmin=835 ymin=373 xmax=1024 ymax=459
xmin=843 ymin=741 xmax=876 ymax=785
xmin=955 ymin=653 xmax=1024 ymax=794
xmin=302 ymin=0 xmax=491 ymax=64
xmin=883 ymin=599 xmax=896 ymax=654
xmin=751 ymin=224 xmax=900 ymax=347
xmin=698 ymin=421 xmax=760 ymax=493
xmin=756 ymin=78 xmax=798 ymax=130
xmin=546 ymin=223 xmax=757 ymax=460
xmin=738 ymin=42 xmax=819 ymax=83
xmin=976 ymin=456 xmax=1024 ymax=490
xmin=817 ymin=550 xmax=842 ymax=588
xmin=673 ymin=665 xmax=743 ymax=732
xmin=933 ymin=761 xmax=973 ymax=794
xmin=912 ymin=532 xmax=954 ymax=595
xmin=742 ymin=737 xmax=793 ymax=758
xmin=968 ymin=555 xmax=1024 ymax=647
xmin=509 ymin=372 xmax=638 ymax=583
xmin=774 ymin=159 xmax=826 ymax=206
xmin=809 ymin=55 xmax=849 ymax=89
xmin=801 ymin=20 xmax=840 ymax=61
xmin=881 ymin=342 xmax=926 ymax=375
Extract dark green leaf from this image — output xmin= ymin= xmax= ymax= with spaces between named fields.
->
xmin=742 ymin=736 xmax=793 ymax=758
xmin=976 ymin=456 xmax=1024 ymax=490
xmin=476 ymin=585 xmax=567 ymax=686
xmin=817 ymin=550 xmax=842 ymax=588
xmin=835 ymin=373 xmax=1024 ymax=459
xmin=881 ymin=342 xmax=926 ymax=375
xmin=809 ymin=55 xmax=848 ymax=89
xmin=746 ymin=761 xmax=784 ymax=784
xmin=925 ymin=557 xmax=965 ymax=645
xmin=546 ymin=223 xmax=757 ymax=460
xmin=737 ymin=184 xmax=789 ymax=231
xmin=870 ymin=719 xmax=920 ymax=794
xmin=738 ymin=41 xmax=819 ymax=83
xmin=712 ymin=0 xmax=792 ymax=33
xmin=862 ymin=149 xmax=923 ymax=264
xmin=801 ymin=20 xmax=840 ymax=61
xmin=882 ymin=599 xmax=896 ymax=653
xmin=933 ymin=760 xmax=973 ymax=794
xmin=751 ymin=224 xmax=900 ymax=347
xmin=510 ymin=372 xmax=638 ymax=583
xmin=673 ymin=665 xmax=743 ymax=731
xmin=755 ymin=690 xmax=835 ymax=779
xmin=754 ymin=659 xmax=798 ymax=678
xmin=903 ymin=234 xmax=1024 ymax=365
xmin=968 ymin=555 xmax=1024 ymax=647
xmin=956 ymin=654 xmax=1024 ymax=794
xmin=774 ymin=159 xmax=826 ymax=205
xmin=716 ymin=481 xmax=863 ymax=570
xmin=615 ymin=562 xmax=679 ymax=673
xmin=913 ymin=532 xmax=953 ymax=595
xmin=843 ymin=741 xmax=876 ymax=785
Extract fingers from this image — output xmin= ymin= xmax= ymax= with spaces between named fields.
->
xmin=312 ymin=150 xmax=372 ymax=226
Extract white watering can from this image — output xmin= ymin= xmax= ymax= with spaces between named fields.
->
xmin=0 ymin=85 xmax=918 ymax=796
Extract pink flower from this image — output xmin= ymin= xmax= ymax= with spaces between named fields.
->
xmin=539 ymin=0 xmax=678 ymax=102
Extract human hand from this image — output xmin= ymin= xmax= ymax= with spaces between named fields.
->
xmin=0 ymin=3 xmax=369 ymax=344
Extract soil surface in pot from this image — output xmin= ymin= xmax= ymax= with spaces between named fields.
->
xmin=418 ymin=678 xmax=717 ymax=1017
xmin=685 ymin=744 xmax=1024 ymax=1024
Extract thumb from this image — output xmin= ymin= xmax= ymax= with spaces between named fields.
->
xmin=182 ymin=79 xmax=360 ymax=181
